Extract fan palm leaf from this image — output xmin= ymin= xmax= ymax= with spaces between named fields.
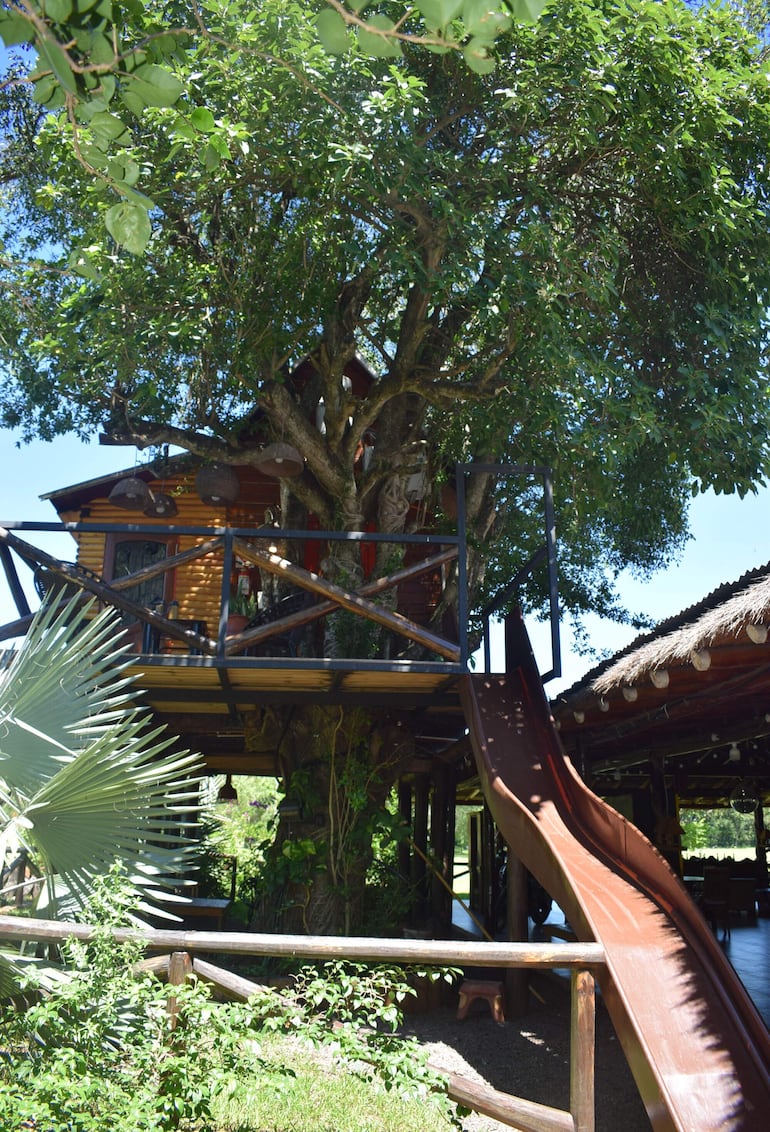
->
xmin=0 ymin=595 xmax=205 ymax=916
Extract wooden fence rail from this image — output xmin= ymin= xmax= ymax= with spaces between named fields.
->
xmin=0 ymin=915 xmax=604 ymax=1132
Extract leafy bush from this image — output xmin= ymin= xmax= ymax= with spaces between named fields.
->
xmin=249 ymin=958 xmax=465 ymax=1126
xmin=0 ymin=874 xmax=463 ymax=1131
xmin=0 ymin=872 xmax=266 ymax=1131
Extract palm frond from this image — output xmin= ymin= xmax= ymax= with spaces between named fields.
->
xmin=0 ymin=595 xmax=205 ymax=918
xmin=0 ymin=595 xmax=138 ymax=799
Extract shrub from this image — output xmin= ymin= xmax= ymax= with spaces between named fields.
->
xmin=0 ymin=875 xmax=464 ymax=1131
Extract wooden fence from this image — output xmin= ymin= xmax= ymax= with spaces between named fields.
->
xmin=0 ymin=915 xmax=604 ymax=1132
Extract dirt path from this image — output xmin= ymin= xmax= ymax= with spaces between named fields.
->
xmin=400 ymin=973 xmax=650 ymax=1132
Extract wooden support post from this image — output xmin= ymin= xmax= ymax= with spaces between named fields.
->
xmin=570 ymin=968 xmax=596 ymax=1132
xmin=412 ymin=775 xmax=430 ymax=923
xmin=167 ymin=950 xmax=193 ymax=1031
xmin=754 ymin=804 xmax=768 ymax=888
xmin=398 ymin=779 xmax=412 ymax=893
xmin=445 ymin=768 xmax=457 ymax=933
xmin=481 ymin=805 xmax=496 ymax=928
xmin=469 ymin=811 xmax=481 ymax=912
xmin=506 ymin=850 xmax=530 ymax=1018
xmin=430 ymin=767 xmax=452 ymax=933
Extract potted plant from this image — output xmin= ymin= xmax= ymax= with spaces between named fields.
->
xmin=227 ymin=590 xmax=259 ymax=633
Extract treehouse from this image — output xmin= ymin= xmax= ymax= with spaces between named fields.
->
xmin=0 ymin=433 xmax=558 ymax=939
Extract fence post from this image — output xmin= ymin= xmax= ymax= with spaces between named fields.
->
xmin=570 ymin=967 xmax=596 ymax=1132
xmin=167 ymin=951 xmax=193 ymax=1031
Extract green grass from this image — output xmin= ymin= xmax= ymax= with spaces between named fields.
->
xmin=212 ymin=1033 xmax=458 ymax=1132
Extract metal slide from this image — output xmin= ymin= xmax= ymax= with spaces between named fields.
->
xmin=460 ymin=627 xmax=770 ymax=1131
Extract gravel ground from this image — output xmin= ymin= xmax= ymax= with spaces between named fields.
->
xmin=400 ymin=972 xmax=651 ymax=1132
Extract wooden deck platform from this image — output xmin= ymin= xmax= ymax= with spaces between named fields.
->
xmin=125 ymin=656 xmax=468 ymax=775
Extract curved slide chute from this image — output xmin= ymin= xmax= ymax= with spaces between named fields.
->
xmin=460 ymin=624 xmax=770 ymax=1131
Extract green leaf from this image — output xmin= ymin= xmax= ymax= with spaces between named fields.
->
xmin=119 ymin=88 xmax=145 ymax=117
xmin=417 ymin=0 xmax=464 ymax=27
xmin=117 ymin=184 xmax=156 ymax=210
xmin=0 ymin=13 xmax=35 ymax=46
xmin=0 ymin=599 xmax=203 ymax=914
xmin=119 ymin=157 xmax=141 ymax=186
xmin=508 ymin=0 xmax=548 ymax=22
xmin=315 ymin=9 xmax=349 ymax=55
xmin=357 ymin=15 xmax=402 ymax=58
xmin=173 ymin=118 xmax=197 ymax=140
xmin=88 ymin=110 xmax=130 ymax=148
xmin=463 ymin=36 xmax=496 ymax=73
xmin=203 ymin=141 xmax=221 ymax=170
xmin=190 ymin=106 xmax=216 ymax=134
xmin=89 ymin=32 xmax=117 ymax=66
xmin=38 ymin=38 xmax=79 ymax=95
xmin=96 ymin=74 xmax=116 ymax=105
xmin=45 ymin=0 xmax=73 ymax=22
xmin=67 ymin=250 xmax=102 ymax=281
xmin=462 ymin=1 xmax=512 ymax=38
xmin=78 ymin=142 xmax=110 ymax=169
xmin=105 ymin=201 xmax=152 ymax=254
xmin=32 ymin=74 xmax=59 ymax=106
xmin=129 ymin=63 xmax=184 ymax=108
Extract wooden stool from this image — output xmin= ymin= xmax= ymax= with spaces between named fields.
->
xmin=456 ymin=979 xmax=505 ymax=1024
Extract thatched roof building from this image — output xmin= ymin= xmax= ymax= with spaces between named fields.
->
xmin=551 ymin=561 xmax=770 ymax=813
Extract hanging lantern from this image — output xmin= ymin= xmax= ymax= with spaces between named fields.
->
xmin=217 ymin=774 xmax=238 ymax=803
xmin=109 ymin=476 xmax=151 ymax=511
xmin=195 ymin=463 xmax=240 ymax=505
xmin=255 ymin=442 xmax=304 ymax=479
xmin=729 ymin=780 xmax=759 ymax=815
xmin=143 ymin=490 xmax=178 ymax=518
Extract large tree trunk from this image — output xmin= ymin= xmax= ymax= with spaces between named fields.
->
xmin=248 ymin=703 xmax=415 ymax=935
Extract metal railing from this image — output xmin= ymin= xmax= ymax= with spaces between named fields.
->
xmin=1 ymin=461 xmax=560 ymax=678
xmin=467 ymin=464 xmax=561 ymax=682
xmin=0 ymin=521 xmax=463 ymax=673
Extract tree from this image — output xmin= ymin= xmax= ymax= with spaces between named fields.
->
xmin=3 ymin=0 xmax=770 ymax=931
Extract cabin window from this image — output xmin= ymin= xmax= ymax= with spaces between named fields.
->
xmin=104 ymin=535 xmax=173 ymax=620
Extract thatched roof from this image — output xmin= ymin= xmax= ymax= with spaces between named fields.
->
xmin=562 ymin=560 xmax=770 ymax=700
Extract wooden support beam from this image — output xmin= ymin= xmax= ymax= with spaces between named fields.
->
xmin=0 ymin=542 xmax=31 ymax=617
xmin=109 ymin=537 xmax=225 ymax=592
xmin=192 ymin=957 xmax=274 ymax=1002
xmin=506 ymin=850 xmax=530 ymax=1019
xmin=0 ymin=914 xmax=606 ymax=968
xmin=0 ymin=527 xmax=213 ymax=654
xmin=438 ymin=1068 xmax=575 ymax=1132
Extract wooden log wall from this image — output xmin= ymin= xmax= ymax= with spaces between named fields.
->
xmin=61 ymin=466 xmax=281 ymax=641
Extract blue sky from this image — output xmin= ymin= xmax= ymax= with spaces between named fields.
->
xmin=2 ymin=427 xmax=769 ymax=689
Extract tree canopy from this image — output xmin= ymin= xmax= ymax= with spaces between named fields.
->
xmin=2 ymin=0 xmax=770 ymax=627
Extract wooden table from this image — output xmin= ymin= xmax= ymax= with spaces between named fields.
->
xmin=156 ymin=896 xmax=231 ymax=930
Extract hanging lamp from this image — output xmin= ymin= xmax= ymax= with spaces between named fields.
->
xmin=217 ymin=774 xmax=238 ymax=803
xmin=109 ymin=476 xmax=151 ymax=511
xmin=195 ymin=463 xmax=240 ymax=505
xmin=255 ymin=442 xmax=304 ymax=479
xmin=143 ymin=490 xmax=178 ymax=518
xmin=729 ymin=779 xmax=759 ymax=815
